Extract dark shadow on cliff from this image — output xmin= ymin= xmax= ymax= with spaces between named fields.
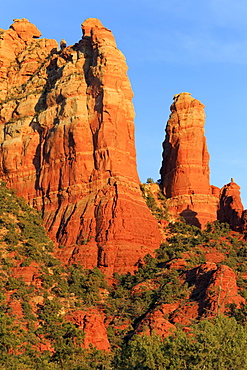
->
xmin=160 ymin=140 xmax=179 ymax=198
xmin=74 ymin=37 xmax=104 ymax=173
xmin=30 ymin=51 xmax=64 ymax=183
xmin=217 ymin=195 xmax=243 ymax=232
xmin=184 ymin=265 xmax=216 ymax=317
xmin=27 ymin=49 xmax=69 ymax=222
xmin=180 ymin=207 xmax=201 ymax=228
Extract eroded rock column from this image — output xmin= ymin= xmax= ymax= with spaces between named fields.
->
xmin=160 ymin=92 xmax=218 ymax=227
xmin=218 ymin=180 xmax=244 ymax=232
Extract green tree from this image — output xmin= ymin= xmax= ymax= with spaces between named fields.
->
xmin=115 ymin=315 xmax=247 ymax=370
xmin=115 ymin=334 xmax=166 ymax=370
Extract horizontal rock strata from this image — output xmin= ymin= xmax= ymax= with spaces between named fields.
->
xmin=0 ymin=18 xmax=161 ymax=274
xmin=160 ymin=93 xmax=218 ymax=228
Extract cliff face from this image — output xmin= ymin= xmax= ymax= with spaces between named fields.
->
xmin=160 ymin=92 xmax=218 ymax=228
xmin=0 ymin=18 xmax=161 ymax=274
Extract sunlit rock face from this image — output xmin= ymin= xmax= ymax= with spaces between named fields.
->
xmin=0 ymin=18 xmax=161 ymax=275
xmin=160 ymin=92 xmax=218 ymax=228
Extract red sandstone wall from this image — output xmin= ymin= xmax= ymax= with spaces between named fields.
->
xmin=0 ymin=18 xmax=161 ymax=274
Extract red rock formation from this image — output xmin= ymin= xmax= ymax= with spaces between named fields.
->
xmin=160 ymin=92 xmax=218 ymax=228
xmin=202 ymin=264 xmax=245 ymax=316
xmin=184 ymin=262 xmax=245 ymax=318
xmin=211 ymin=185 xmax=220 ymax=198
xmin=0 ymin=18 xmax=161 ymax=274
xmin=135 ymin=303 xmax=176 ymax=338
xmin=218 ymin=180 xmax=244 ymax=231
xmin=134 ymin=261 xmax=245 ymax=335
xmin=12 ymin=262 xmax=41 ymax=286
xmin=241 ymin=210 xmax=247 ymax=237
xmin=66 ymin=309 xmax=110 ymax=351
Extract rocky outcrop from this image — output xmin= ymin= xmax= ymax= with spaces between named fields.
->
xmin=135 ymin=304 xmax=176 ymax=338
xmin=202 ymin=264 xmax=245 ymax=316
xmin=218 ymin=180 xmax=244 ymax=231
xmin=66 ymin=309 xmax=110 ymax=351
xmin=134 ymin=262 xmax=245 ymax=335
xmin=160 ymin=93 xmax=218 ymax=228
xmin=0 ymin=18 xmax=161 ymax=275
xmin=185 ymin=262 xmax=245 ymax=318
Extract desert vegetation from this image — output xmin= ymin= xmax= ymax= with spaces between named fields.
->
xmin=1 ymin=182 xmax=247 ymax=369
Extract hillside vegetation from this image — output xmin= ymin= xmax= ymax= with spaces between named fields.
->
xmin=1 ymin=182 xmax=247 ymax=369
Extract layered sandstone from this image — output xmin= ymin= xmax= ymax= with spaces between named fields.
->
xmin=0 ymin=18 xmax=161 ymax=274
xmin=160 ymin=93 xmax=218 ymax=228
xmin=218 ymin=180 xmax=244 ymax=231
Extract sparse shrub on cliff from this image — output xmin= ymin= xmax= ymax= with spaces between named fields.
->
xmin=168 ymin=218 xmax=205 ymax=239
xmin=22 ymin=301 xmax=36 ymax=322
xmin=135 ymin=254 xmax=159 ymax=281
xmin=204 ymin=220 xmax=231 ymax=239
xmin=140 ymin=183 xmax=169 ymax=221
xmin=3 ymin=224 xmax=19 ymax=247
xmin=106 ymin=256 xmax=190 ymax=350
xmin=0 ymin=181 xmax=54 ymax=266
xmin=156 ymin=220 xmax=204 ymax=262
xmin=67 ymin=265 xmax=108 ymax=306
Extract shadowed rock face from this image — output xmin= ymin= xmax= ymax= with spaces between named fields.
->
xmin=160 ymin=92 xmax=218 ymax=228
xmin=218 ymin=181 xmax=244 ymax=232
xmin=0 ymin=18 xmax=161 ymax=274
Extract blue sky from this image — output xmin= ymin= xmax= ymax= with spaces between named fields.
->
xmin=1 ymin=0 xmax=247 ymax=206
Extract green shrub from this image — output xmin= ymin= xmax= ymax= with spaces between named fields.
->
xmin=115 ymin=315 xmax=247 ymax=370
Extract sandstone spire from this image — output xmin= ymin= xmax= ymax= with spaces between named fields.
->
xmin=0 ymin=19 xmax=161 ymax=274
xmin=218 ymin=181 xmax=244 ymax=232
xmin=160 ymin=93 xmax=218 ymax=227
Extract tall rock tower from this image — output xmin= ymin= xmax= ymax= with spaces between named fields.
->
xmin=160 ymin=92 xmax=218 ymax=227
xmin=0 ymin=18 xmax=161 ymax=274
